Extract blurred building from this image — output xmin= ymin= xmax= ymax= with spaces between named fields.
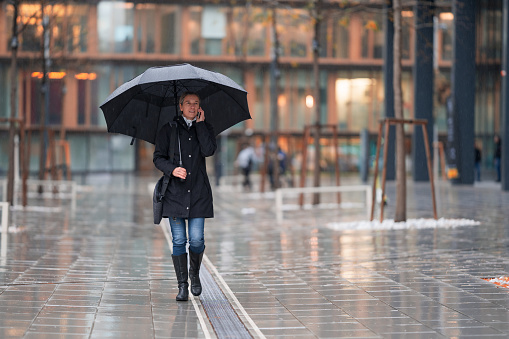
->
xmin=0 ymin=0 xmax=503 ymax=177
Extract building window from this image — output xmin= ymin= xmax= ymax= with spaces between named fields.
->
xmin=76 ymin=73 xmax=98 ymax=126
xmin=48 ymin=79 xmax=63 ymax=125
xmin=77 ymin=80 xmax=86 ymax=125
xmin=5 ymin=4 xmax=43 ymax=52
xmin=97 ymin=1 xmax=134 ymax=54
xmin=29 ymin=75 xmax=64 ymax=126
xmin=254 ymin=69 xmax=268 ymax=131
xmin=477 ymin=2 xmax=502 ymax=61
xmin=230 ymin=7 xmax=267 ymax=57
xmin=67 ymin=5 xmax=88 ymax=53
xmin=335 ymin=70 xmax=393 ymax=132
xmin=331 ymin=17 xmax=349 ymax=59
xmin=277 ymin=9 xmax=312 ymax=58
xmin=361 ymin=14 xmax=383 ymax=59
xmin=0 ymin=65 xmax=8 ymax=120
xmin=401 ymin=11 xmax=413 ymax=60
xmin=245 ymin=7 xmax=267 ymax=56
xmin=188 ymin=6 xmax=228 ymax=56
xmin=135 ymin=4 xmax=156 ymax=54
xmin=438 ymin=12 xmax=453 ymax=61
xmin=160 ymin=6 xmax=180 ymax=54
xmin=202 ymin=6 xmax=226 ymax=55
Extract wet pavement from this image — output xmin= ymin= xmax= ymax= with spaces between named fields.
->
xmin=1 ymin=173 xmax=509 ymax=338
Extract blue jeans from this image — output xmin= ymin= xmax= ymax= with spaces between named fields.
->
xmin=168 ymin=217 xmax=205 ymax=256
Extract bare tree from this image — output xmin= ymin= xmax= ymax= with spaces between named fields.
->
xmin=37 ymin=0 xmax=51 ymax=189
xmin=309 ymin=0 xmax=322 ymax=204
xmin=393 ymin=0 xmax=406 ymax=221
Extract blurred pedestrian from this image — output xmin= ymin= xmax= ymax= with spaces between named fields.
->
xmin=475 ymin=143 xmax=481 ymax=182
xmin=494 ymin=134 xmax=501 ymax=182
xmin=153 ymin=91 xmax=217 ymax=301
xmin=269 ymin=147 xmax=287 ymax=189
xmin=236 ymin=142 xmax=257 ymax=191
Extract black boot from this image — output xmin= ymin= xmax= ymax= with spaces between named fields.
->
xmin=189 ymin=249 xmax=204 ymax=296
xmin=172 ymin=253 xmax=189 ymax=301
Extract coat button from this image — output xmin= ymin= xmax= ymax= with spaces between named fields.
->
xmin=189 ymin=154 xmax=192 ymax=157
xmin=189 ymin=137 xmax=191 ymax=141
xmin=188 ymin=190 xmax=191 ymax=193
xmin=186 ymin=207 xmax=189 ymax=210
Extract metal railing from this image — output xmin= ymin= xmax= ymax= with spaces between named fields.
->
xmin=275 ymin=185 xmax=372 ymax=223
xmin=0 ymin=179 xmax=77 ymax=211
xmin=0 ymin=202 xmax=8 ymax=257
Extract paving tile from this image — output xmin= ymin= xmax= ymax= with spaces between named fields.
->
xmin=4 ymin=176 xmax=509 ymax=338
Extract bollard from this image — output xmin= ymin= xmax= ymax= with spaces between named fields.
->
xmin=1 ymin=202 xmax=9 ymax=258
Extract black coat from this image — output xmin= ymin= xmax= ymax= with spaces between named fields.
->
xmin=153 ymin=117 xmax=217 ymax=219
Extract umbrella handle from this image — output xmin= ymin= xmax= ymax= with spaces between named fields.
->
xmin=130 ymin=126 xmax=137 ymax=145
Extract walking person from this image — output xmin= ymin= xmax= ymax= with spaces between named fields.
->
xmin=268 ymin=146 xmax=287 ymax=189
xmin=236 ymin=142 xmax=256 ymax=191
xmin=474 ymin=143 xmax=482 ymax=182
xmin=494 ymin=134 xmax=501 ymax=182
xmin=153 ymin=92 xmax=217 ymax=301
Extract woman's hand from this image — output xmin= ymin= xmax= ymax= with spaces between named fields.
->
xmin=197 ymin=107 xmax=205 ymax=122
xmin=172 ymin=167 xmax=187 ymax=180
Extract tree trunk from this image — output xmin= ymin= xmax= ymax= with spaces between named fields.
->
xmin=393 ymin=0 xmax=406 ymax=221
xmin=312 ymin=0 xmax=322 ymax=204
xmin=270 ymin=8 xmax=280 ymax=190
xmin=38 ymin=1 xmax=49 ymax=190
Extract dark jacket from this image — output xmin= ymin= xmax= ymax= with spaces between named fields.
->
xmin=153 ymin=116 xmax=216 ymax=219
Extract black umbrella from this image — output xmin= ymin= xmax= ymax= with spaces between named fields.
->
xmin=99 ymin=63 xmax=251 ymax=144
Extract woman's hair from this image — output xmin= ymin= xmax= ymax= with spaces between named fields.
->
xmin=179 ymin=91 xmax=200 ymax=105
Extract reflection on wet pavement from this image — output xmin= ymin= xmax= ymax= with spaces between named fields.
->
xmin=1 ymin=175 xmax=509 ymax=338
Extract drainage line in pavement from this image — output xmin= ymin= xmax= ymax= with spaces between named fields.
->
xmin=160 ymin=219 xmax=260 ymax=338
xmin=199 ymin=265 xmax=253 ymax=339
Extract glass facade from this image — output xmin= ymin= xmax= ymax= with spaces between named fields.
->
xmin=277 ymin=9 xmax=313 ymax=58
xmin=334 ymin=70 xmax=390 ymax=132
xmin=67 ymin=5 xmax=88 ymax=53
xmin=0 ymin=64 xmax=8 ymax=120
xmin=230 ymin=7 xmax=267 ymax=57
xmin=0 ymin=1 xmax=505 ymax=176
xmin=98 ymin=2 xmax=135 ymax=54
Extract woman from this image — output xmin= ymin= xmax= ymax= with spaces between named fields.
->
xmin=153 ymin=92 xmax=217 ymax=301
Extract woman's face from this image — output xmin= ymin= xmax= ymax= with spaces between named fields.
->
xmin=180 ymin=94 xmax=200 ymax=120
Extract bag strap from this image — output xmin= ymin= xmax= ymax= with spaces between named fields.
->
xmin=161 ymin=122 xmax=178 ymax=196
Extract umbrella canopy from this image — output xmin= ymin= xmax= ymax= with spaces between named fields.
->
xmin=100 ymin=63 xmax=251 ymax=144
